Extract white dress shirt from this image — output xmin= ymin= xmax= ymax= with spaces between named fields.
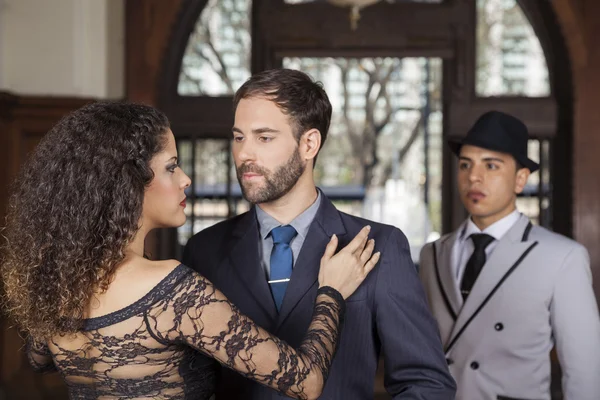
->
xmin=451 ymin=209 xmax=521 ymax=296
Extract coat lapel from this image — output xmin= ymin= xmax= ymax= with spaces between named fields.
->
xmin=446 ymin=215 xmax=538 ymax=353
xmin=435 ymin=230 xmax=462 ymax=323
xmin=228 ymin=209 xmax=278 ymax=320
xmin=276 ymin=195 xmax=346 ymax=328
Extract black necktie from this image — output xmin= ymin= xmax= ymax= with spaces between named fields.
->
xmin=461 ymin=233 xmax=495 ymax=300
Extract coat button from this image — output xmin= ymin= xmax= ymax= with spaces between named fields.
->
xmin=470 ymin=361 xmax=479 ymax=370
xmin=445 ymin=358 xmax=453 ymax=365
xmin=495 ymin=323 xmax=504 ymax=331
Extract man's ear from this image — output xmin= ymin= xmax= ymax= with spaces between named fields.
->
xmin=300 ymin=128 xmax=322 ymax=161
xmin=514 ymin=167 xmax=531 ymax=194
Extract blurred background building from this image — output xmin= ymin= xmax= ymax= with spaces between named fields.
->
xmin=0 ymin=0 xmax=597 ymax=398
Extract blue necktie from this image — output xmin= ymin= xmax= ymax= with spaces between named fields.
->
xmin=269 ymin=225 xmax=297 ymax=311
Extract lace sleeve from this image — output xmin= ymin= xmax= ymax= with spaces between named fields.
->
xmin=26 ymin=337 xmax=56 ymax=373
xmin=155 ymin=271 xmax=345 ymax=399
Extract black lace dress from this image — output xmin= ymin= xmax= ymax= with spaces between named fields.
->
xmin=27 ymin=264 xmax=345 ymax=399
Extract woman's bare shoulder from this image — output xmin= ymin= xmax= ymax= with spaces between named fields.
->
xmin=86 ymin=258 xmax=185 ymax=319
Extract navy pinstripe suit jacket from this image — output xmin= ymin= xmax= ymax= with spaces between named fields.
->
xmin=183 ymin=194 xmax=456 ymax=399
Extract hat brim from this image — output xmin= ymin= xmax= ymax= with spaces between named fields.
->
xmin=447 ymin=138 xmax=540 ymax=173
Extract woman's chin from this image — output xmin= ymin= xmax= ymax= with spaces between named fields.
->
xmin=156 ymin=217 xmax=187 ymax=229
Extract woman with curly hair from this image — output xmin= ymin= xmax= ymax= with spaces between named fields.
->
xmin=0 ymin=101 xmax=380 ymax=399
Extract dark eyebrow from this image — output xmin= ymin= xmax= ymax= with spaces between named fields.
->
xmin=482 ymin=157 xmax=505 ymax=163
xmin=232 ymin=127 xmax=280 ymax=135
xmin=166 ymin=156 xmax=178 ymax=163
xmin=459 ymin=156 xmax=505 ymax=163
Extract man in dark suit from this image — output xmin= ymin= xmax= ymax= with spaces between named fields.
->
xmin=183 ymin=68 xmax=455 ymax=399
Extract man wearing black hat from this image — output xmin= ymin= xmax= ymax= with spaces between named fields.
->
xmin=419 ymin=110 xmax=600 ymax=400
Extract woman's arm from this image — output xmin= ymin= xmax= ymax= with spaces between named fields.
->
xmin=171 ymin=277 xmax=344 ymax=400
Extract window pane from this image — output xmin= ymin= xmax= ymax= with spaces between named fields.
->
xmin=283 ymin=57 xmax=443 ymax=260
xmin=524 ymin=139 xmax=540 ymax=190
xmin=331 ymin=200 xmax=364 ymax=217
xmin=516 ymin=197 xmax=539 ymax=225
xmin=178 ymin=0 xmax=251 ymax=96
xmin=516 ymin=139 xmax=552 ymax=228
xmin=177 ymin=138 xmax=245 ymax=245
xmin=538 ymin=139 xmax=552 ymax=227
xmin=193 ymin=140 xmax=229 ymax=186
xmin=476 ymin=0 xmax=550 ymax=96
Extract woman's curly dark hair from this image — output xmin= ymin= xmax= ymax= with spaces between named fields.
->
xmin=1 ymin=101 xmax=170 ymax=340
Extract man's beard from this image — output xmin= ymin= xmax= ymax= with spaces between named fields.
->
xmin=236 ymin=148 xmax=306 ymax=204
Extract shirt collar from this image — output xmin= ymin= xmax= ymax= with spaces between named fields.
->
xmin=460 ymin=209 xmax=521 ymax=242
xmin=255 ymin=191 xmax=322 ymax=240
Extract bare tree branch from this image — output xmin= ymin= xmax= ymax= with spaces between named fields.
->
xmin=361 ymin=60 xmax=378 ymax=130
xmin=335 ymin=58 xmax=439 ymax=188
xmin=398 ymin=114 xmax=424 ymax=162
xmin=373 ymin=66 xmax=396 ymax=134
xmin=181 ymin=69 xmax=205 ymax=94
xmin=380 ymin=113 xmax=424 ymax=183
xmin=185 ymin=0 xmax=250 ymax=94
xmin=339 ymin=61 xmax=363 ymax=161
xmin=199 ymin=25 xmax=235 ymax=93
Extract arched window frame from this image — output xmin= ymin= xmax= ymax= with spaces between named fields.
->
xmin=158 ymin=0 xmax=572 ymax=258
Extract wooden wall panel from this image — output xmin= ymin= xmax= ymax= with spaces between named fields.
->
xmin=0 ymin=95 xmax=93 ymax=399
xmin=573 ymin=0 xmax=600 ymax=301
xmin=125 ymin=0 xmax=184 ymax=105
xmin=553 ymin=0 xmax=600 ymax=301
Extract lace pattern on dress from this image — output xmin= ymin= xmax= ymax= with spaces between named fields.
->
xmin=27 ymin=265 xmax=345 ymax=400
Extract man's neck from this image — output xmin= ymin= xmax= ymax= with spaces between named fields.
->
xmin=257 ymin=181 xmax=318 ymax=225
xmin=471 ymin=205 xmax=517 ymax=231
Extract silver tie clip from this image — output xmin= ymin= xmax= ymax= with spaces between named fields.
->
xmin=268 ymin=278 xmax=291 ymax=284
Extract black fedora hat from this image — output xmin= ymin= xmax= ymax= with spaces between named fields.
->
xmin=448 ymin=111 xmax=539 ymax=172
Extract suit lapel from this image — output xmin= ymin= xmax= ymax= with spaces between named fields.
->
xmin=434 ymin=231 xmax=462 ymax=323
xmin=228 ymin=209 xmax=278 ymax=320
xmin=446 ymin=215 xmax=538 ymax=353
xmin=276 ymin=195 xmax=346 ymax=328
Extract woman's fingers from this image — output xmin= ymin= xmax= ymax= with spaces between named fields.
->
xmin=321 ymin=234 xmax=338 ymax=263
xmin=343 ymin=225 xmax=371 ymax=254
xmin=363 ymin=252 xmax=381 ymax=277
xmin=359 ymin=239 xmax=375 ymax=265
